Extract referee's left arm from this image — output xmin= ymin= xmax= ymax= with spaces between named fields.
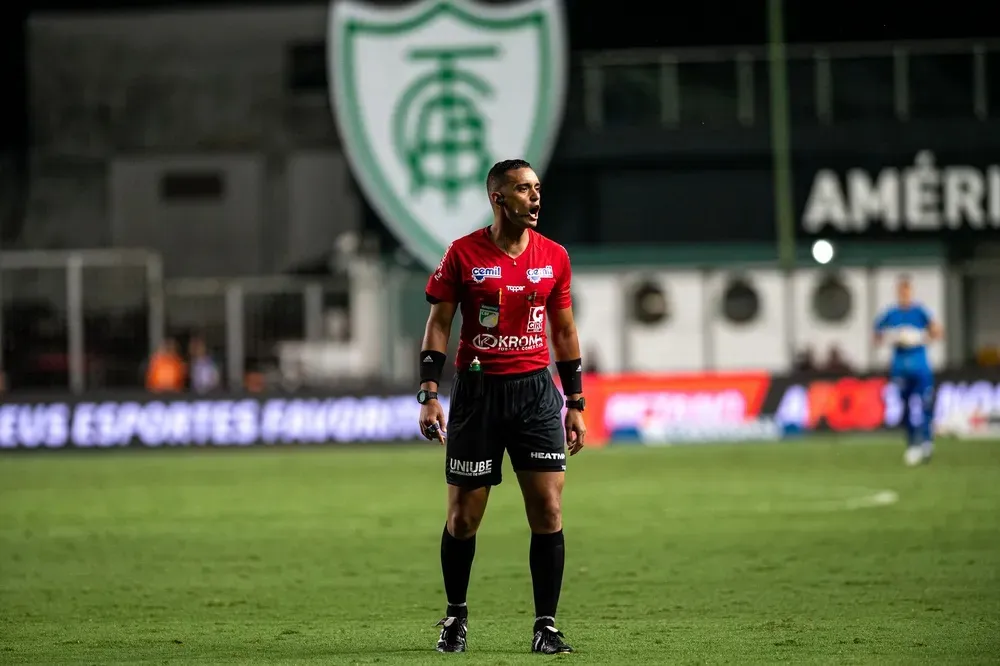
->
xmin=548 ymin=256 xmax=586 ymax=452
xmin=549 ymin=307 xmax=581 ymax=395
xmin=548 ymin=249 xmax=583 ymax=401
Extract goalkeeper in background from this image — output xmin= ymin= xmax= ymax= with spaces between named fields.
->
xmin=874 ymin=275 xmax=943 ymax=466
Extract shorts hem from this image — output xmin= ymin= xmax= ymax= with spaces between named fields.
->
xmin=509 ymin=465 xmax=566 ymax=474
xmin=446 ymin=477 xmax=501 ymax=489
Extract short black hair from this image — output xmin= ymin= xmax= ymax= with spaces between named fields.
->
xmin=486 ymin=159 xmax=532 ymax=194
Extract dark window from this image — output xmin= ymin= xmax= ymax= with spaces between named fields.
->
xmin=813 ymin=273 xmax=853 ymax=323
xmin=287 ymin=41 xmax=327 ymax=93
xmin=721 ymin=276 xmax=760 ymax=324
xmin=160 ymin=172 xmax=224 ymax=201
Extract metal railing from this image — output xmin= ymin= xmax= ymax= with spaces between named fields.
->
xmin=0 ymin=250 xmax=354 ymax=394
xmin=577 ymin=39 xmax=999 ymax=130
xmin=164 ymin=276 xmax=342 ymax=390
xmin=30 ymin=36 xmax=998 ymax=153
xmin=0 ymin=249 xmax=163 ymax=393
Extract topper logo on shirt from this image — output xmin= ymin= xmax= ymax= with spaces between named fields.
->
xmin=526 ymin=265 xmax=554 ymax=284
xmin=471 ymin=266 xmax=502 ymax=283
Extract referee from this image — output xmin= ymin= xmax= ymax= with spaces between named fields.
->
xmin=418 ymin=159 xmax=586 ymax=655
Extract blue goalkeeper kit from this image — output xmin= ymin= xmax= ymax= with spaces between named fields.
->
xmin=874 ymin=304 xmax=935 ymax=448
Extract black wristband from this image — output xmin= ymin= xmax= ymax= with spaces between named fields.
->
xmin=555 ymin=358 xmax=583 ymax=395
xmin=419 ymin=350 xmax=447 ymax=384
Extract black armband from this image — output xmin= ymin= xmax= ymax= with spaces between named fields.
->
xmin=419 ymin=350 xmax=447 ymax=384
xmin=556 ymin=358 xmax=583 ymax=395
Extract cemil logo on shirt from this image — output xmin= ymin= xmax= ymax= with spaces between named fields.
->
xmin=526 ymin=265 xmax=554 ymax=283
xmin=471 ymin=266 xmax=502 ymax=283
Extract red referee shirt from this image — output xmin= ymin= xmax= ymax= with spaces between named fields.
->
xmin=425 ymin=227 xmax=572 ymax=375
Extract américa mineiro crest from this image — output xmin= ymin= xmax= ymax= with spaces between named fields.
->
xmin=329 ymin=0 xmax=568 ymax=270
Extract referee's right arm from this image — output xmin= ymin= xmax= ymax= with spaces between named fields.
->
xmin=421 ymin=244 xmax=461 ymax=394
xmin=420 ymin=301 xmax=457 ymax=394
xmin=419 ymin=246 xmax=461 ymax=441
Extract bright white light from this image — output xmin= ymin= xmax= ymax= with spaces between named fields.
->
xmin=811 ymin=239 xmax=835 ymax=265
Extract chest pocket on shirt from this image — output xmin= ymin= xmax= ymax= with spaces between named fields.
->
xmin=464 ymin=276 xmax=505 ymax=335
xmin=465 ymin=279 xmax=503 ymax=307
xmin=465 ymin=280 xmax=553 ymax=331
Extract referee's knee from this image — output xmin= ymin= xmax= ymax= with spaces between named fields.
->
xmin=447 ymin=513 xmax=481 ymax=540
xmin=447 ymin=506 xmax=485 ymax=540
xmin=525 ymin=497 xmax=562 ymax=534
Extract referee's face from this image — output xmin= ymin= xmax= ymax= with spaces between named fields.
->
xmin=501 ymin=167 xmax=542 ymax=229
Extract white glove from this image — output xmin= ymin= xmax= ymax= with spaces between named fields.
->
xmin=894 ymin=326 xmax=925 ymax=348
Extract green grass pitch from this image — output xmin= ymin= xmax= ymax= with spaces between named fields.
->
xmin=1 ymin=437 xmax=999 ymax=664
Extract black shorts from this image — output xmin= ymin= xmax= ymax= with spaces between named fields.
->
xmin=445 ymin=367 xmax=566 ymax=488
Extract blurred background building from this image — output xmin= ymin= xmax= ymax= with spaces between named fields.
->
xmin=1 ymin=0 xmax=998 ymax=411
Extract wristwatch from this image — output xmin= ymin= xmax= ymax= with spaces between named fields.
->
xmin=417 ymin=389 xmax=439 ymax=404
xmin=565 ymin=397 xmax=586 ymax=412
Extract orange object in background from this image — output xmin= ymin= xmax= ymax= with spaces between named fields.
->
xmin=800 ymin=377 xmax=887 ymax=431
xmin=245 ymin=371 xmax=266 ymax=393
xmin=976 ymin=345 xmax=1000 ymax=367
xmin=146 ymin=339 xmax=187 ymax=392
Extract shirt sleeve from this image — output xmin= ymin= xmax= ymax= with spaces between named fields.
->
xmin=425 ymin=243 xmax=461 ymax=304
xmin=918 ymin=306 xmax=933 ymax=329
xmin=548 ymin=245 xmax=573 ymax=311
xmin=873 ymin=309 xmax=890 ymax=333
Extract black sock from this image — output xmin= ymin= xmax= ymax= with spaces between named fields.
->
xmin=530 ymin=530 xmax=565 ymax=630
xmin=441 ymin=525 xmax=475 ymax=619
